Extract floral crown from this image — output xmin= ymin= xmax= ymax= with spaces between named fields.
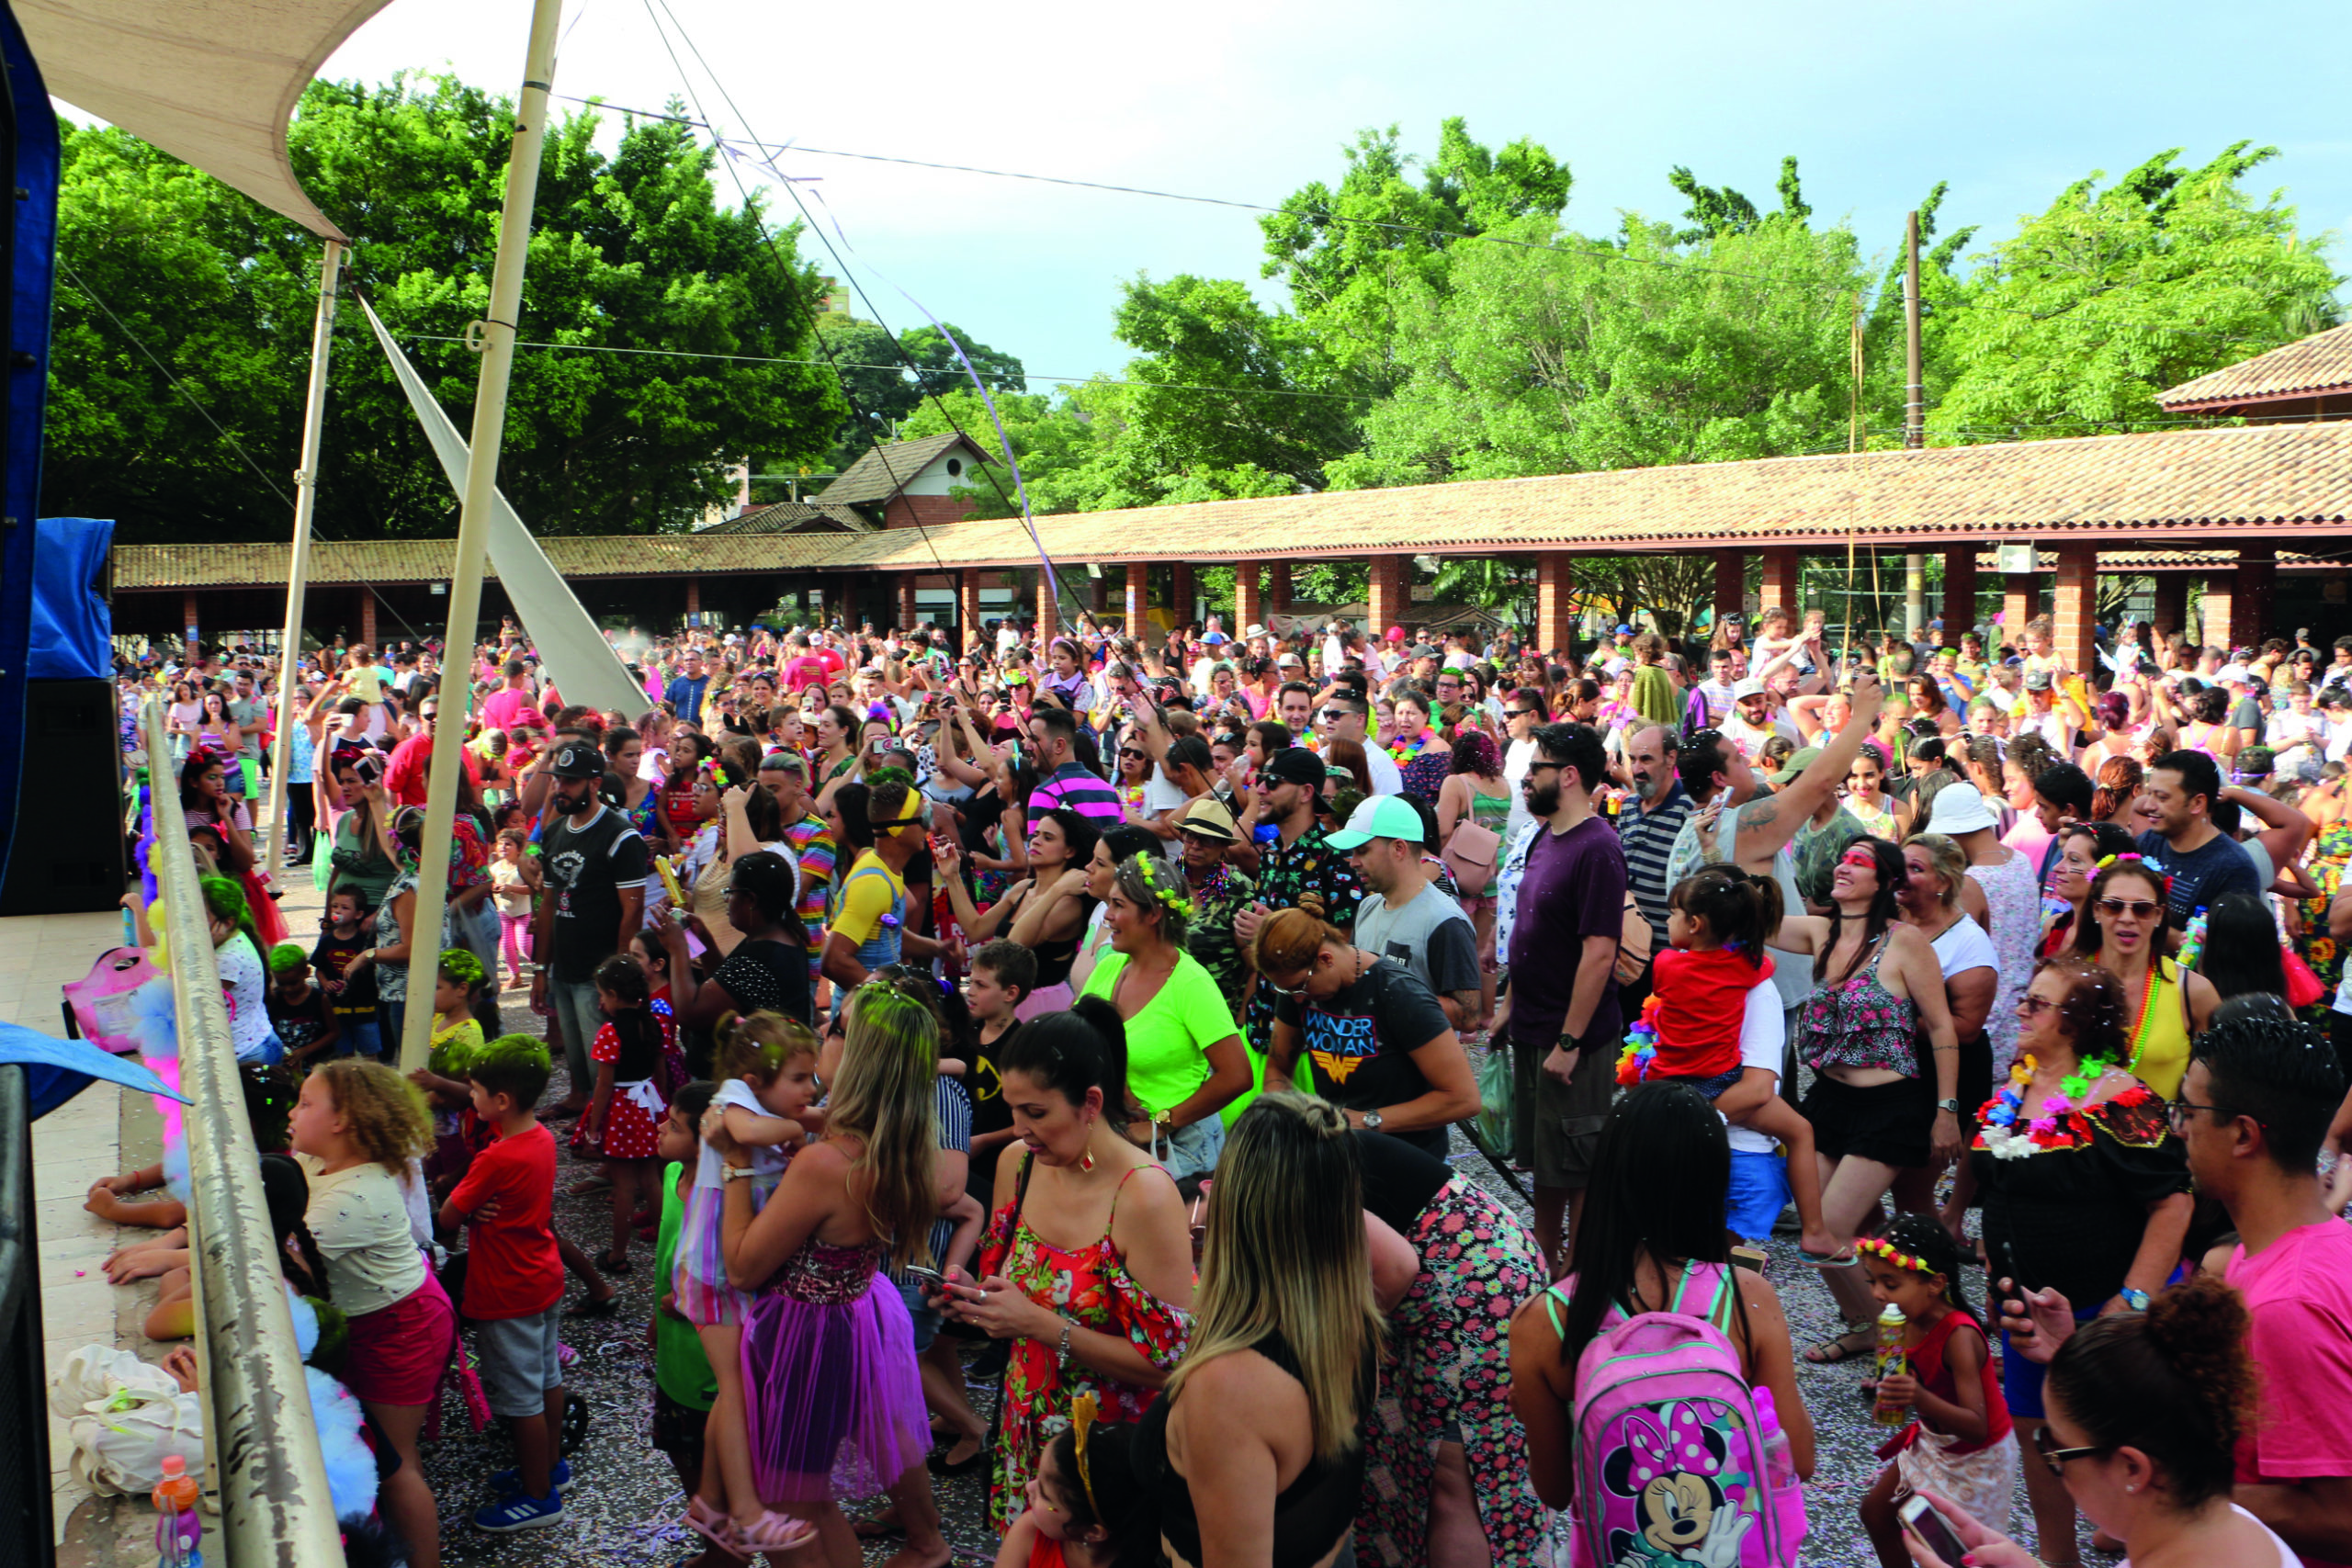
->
xmin=2094 ymin=852 xmax=2171 ymax=896
xmin=1855 ymin=1236 xmax=1939 ymax=1275
xmin=1130 ymin=853 xmax=1195 ymax=919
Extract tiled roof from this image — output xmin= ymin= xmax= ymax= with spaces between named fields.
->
xmin=113 ymin=422 xmax=2352 ymax=591
xmin=814 ymin=433 xmax=991 ymax=508
xmin=695 ymin=501 xmax=873 ymax=535
xmin=2158 ymin=323 xmax=2352 ymax=410
xmin=1976 ymin=548 xmax=2328 ymax=572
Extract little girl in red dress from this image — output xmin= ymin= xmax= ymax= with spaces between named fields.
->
xmin=582 ymin=952 xmax=671 ymax=1273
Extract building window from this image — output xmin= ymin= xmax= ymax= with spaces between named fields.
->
xmin=945 ymin=457 xmax=963 ymax=477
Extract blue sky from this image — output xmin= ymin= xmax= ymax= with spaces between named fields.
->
xmin=319 ymin=0 xmax=2351 ymax=393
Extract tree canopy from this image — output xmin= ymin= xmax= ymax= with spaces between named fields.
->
xmin=48 ymin=74 xmax=846 ymax=541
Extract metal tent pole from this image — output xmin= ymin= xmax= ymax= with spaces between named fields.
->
xmin=400 ymin=0 xmax=564 ymax=1070
xmin=265 ymin=239 xmax=343 ymax=882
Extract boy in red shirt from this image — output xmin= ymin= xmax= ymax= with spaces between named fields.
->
xmin=438 ymin=1035 xmax=571 ymax=1531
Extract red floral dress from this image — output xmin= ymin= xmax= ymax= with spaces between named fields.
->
xmin=976 ymin=1161 xmax=1192 ymax=1534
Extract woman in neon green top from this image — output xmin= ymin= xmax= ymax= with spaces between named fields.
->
xmin=1079 ymin=852 xmax=1249 ymax=1181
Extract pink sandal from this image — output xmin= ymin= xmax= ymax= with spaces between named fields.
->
xmin=733 ymin=1512 xmax=818 ymax=1554
xmin=683 ymin=1498 xmax=747 ymax=1560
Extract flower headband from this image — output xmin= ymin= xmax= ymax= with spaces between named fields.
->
xmin=1855 ymin=1236 xmax=1939 ymax=1275
xmin=2094 ymin=852 xmax=2171 ymax=895
xmin=1131 ymin=853 xmax=1195 ymax=919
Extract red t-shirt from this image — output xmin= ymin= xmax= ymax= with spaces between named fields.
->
xmin=2227 ymin=1219 xmax=2352 ymax=1568
xmin=447 ymin=1122 xmax=561 ymax=1320
xmin=1650 ymin=945 xmax=1774 ymax=1079
xmin=383 ymin=733 xmax=481 ymax=808
xmin=783 ymin=655 xmax=830 ymax=695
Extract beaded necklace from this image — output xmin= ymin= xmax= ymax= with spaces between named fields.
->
xmin=2119 ymin=956 xmax=2162 ymax=1078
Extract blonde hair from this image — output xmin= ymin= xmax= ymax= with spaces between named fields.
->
xmin=1903 ymin=832 xmax=1968 ymax=911
xmin=714 ymin=1010 xmax=820 ymax=1087
xmin=308 ymin=1060 xmax=434 ymax=1175
xmin=1170 ymin=1095 xmax=1383 ymax=1460
xmin=826 ymin=985 xmax=941 ymax=1268
xmin=1250 ymin=907 xmax=1345 ymax=976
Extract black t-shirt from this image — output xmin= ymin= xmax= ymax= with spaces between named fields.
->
xmin=2133 ymin=828 xmax=2260 ymax=927
xmin=311 ymin=927 xmax=377 ymax=1012
xmin=957 ymin=784 xmax=1009 ymax=857
xmin=967 ymin=1022 xmax=1014 ymax=1200
xmin=1351 ymin=1129 xmax=1451 ymax=1235
xmin=543 ymin=803 xmax=651 ymax=982
xmin=713 ymin=938 xmax=813 ymax=1027
xmin=1275 ymin=957 xmax=1453 ymax=1158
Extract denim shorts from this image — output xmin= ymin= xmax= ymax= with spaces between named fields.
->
xmin=1724 ymin=1148 xmax=1792 ymax=1242
xmin=335 ymin=1015 xmax=381 ymax=1060
xmin=896 ymin=1276 xmax=941 ymax=1354
xmin=1154 ymin=1114 xmax=1225 ymax=1183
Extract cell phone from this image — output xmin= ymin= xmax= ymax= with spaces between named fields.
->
xmin=1898 ymin=1495 xmax=1968 ymax=1563
xmin=899 ymin=1264 xmax=946 ymax=1288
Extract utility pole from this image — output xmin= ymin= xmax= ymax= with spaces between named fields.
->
xmin=1903 ymin=209 xmax=1926 ymax=641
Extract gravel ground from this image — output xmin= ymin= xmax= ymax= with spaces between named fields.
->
xmin=415 ymin=1012 xmax=2090 ymax=1568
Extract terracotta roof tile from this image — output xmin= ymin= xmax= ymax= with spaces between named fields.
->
xmin=114 ymin=422 xmax=2352 ymax=592
xmin=695 ymin=501 xmax=873 ymax=535
xmin=2158 ymin=323 xmax=2352 ymax=410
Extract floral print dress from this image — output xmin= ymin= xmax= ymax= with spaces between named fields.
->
xmin=976 ymin=1161 xmax=1192 ymax=1534
xmin=2297 ymin=821 xmax=2352 ymax=1027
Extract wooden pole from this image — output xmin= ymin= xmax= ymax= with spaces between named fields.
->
xmin=1904 ymin=209 xmax=1925 ymax=639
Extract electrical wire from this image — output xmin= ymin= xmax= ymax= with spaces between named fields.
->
xmin=56 ymin=257 xmax=430 ymax=643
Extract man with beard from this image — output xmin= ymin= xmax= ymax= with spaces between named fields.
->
xmin=1612 ymin=724 xmax=1694 ymax=1010
xmin=530 ymin=739 xmax=650 ymax=1117
xmin=1234 ymin=747 xmax=1362 ymax=1089
xmin=1506 ymin=721 xmax=1628 ymax=1272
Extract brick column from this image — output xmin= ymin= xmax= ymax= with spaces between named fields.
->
xmin=1367 ymin=556 xmax=1408 ymax=641
xmin=684 ymin=578 xmax=703 ymax=626
xmin=1267 ymin=561 xmax=1294 ymax=617
xmin=2052 ymin=544 xmax=2098 ymax=675
xmin=896 ymin=574 xmax=918 ymax=632
xmin=1713 ymin=554 xmax=1745 ymax=625
xmin=182 ymin=590 xmax=201 ymax=651
xmin=2199 ymin=574 xmax=2235 ymax=652
xmin=1942 ymin=546 xmax=1979 ymax=637
xmin=358 ymin=590 xmax=377 ymax=649
xmin=957 ymin=571 xmax=981 ymax=649
xmin=1035 ymin=571 xmax=1059 ymax=644
xmin=1169 ymin=562 xmax=1198 ymax=627
xmin=2002 ymin=572 xmax=2041 ymax=646
xmin=1758 ymin=548 xmax=1801 ymax=617
xmin=2233 ymin=547 xmax=2277 ymax=650
xmin=1536 ymin=554 xmax=1575 ymax=655
xmin=2150 ymin=574 xmax=2187 ymax=646
xmin=1085 ymin=573 xmax=1106 ymax=615
xmin=1233 ymin=564 xmax=1263 ymax=634
xmin=1124 ymin=566 xmax=1149 ymax=636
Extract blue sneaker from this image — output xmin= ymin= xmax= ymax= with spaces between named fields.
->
xmin=489 ymin=1460 xmax=574 ymax=1495
xmin=474 ymin=1490 xmax=565 ymax=1532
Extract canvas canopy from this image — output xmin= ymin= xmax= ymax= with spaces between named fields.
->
xmin=17 ymin=0 xmax=394 ymax=237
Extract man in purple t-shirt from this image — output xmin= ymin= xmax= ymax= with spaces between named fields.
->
xmin=1506 ymin=720 xmax=1628 ymax=1272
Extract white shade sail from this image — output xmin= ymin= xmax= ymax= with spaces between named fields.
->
xmin=17 ymin=0 xmax=396 ymax=238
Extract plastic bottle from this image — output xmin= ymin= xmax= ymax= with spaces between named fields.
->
xmin=153 ymin=1453 xmax=202 ymax=1568
xmin=1873 ymin=1303 xmax=1910 ymax=1426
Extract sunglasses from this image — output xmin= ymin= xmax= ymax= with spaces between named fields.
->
xmin=2018 ymin=994 xmax=2059 ymax=1017
xmin=1119 ymin=749 xmax=1147 ymax=761
xmin=2030 ymin=1423 xmax=2110 ymax=1476
xmin=2096 ymin=897 xmax=2161 ymax=919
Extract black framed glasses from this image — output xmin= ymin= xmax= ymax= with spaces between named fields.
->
xmin=2165 ymin=1098 xmax=2245 ymax=1132
xmin=2030 ymin=1423 xmax=2110 ymax=1476
xmin=1526 ymin=758 xmax=1566 ymax=775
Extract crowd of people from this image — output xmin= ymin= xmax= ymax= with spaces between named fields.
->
xmin=102 ymin=602 xmax=2352 ymax=1568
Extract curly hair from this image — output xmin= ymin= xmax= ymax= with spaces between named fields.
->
xmin=2030 ymin=953 xmax=2128 ymax=1063
xmin=306 ymin=1060 xmax=434 ymax=1175
xmin=1449 ymin=728 xmax=1500 ymax=779
xmin=2046 ymin=1274 xmax=2257 ymax=1508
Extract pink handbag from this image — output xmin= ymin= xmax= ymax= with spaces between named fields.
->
xmin=64 ymin=947 xmax=160 ymax=1055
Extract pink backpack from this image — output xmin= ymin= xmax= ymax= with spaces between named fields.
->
xmin=1547 ymin=1261 xmax=1794 ymax=1568
xmin=64 ymin=947 xmax=161 ymax=1055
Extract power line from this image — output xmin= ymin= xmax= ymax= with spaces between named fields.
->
xmin=55 ymin=257 xmax=429 ymax=643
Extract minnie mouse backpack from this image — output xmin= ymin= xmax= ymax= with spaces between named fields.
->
xmin=1551 ymin=1261 xmax=1795 ymax=1568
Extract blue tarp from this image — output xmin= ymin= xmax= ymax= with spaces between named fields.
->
xmin=28 ymin=516 xmax=111 ymax=679
xmin=0 ymin=1021 xmax=183 ymax=1120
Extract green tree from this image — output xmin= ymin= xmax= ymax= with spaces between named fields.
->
xmin=1928 ymin=143 xmax=2342 ymax=442
xmin=46 ymin=74 xmax=847 ymax=541
xmin=818 ymin=317 xmax=1024 ymax=468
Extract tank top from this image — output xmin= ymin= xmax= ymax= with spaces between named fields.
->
xmin=1134 ymin=1332 xmax=1367 ymax=1568
xmin=1466 ymin=781 xmax=1512 ymax=833
xmin=2123 ymin=957 xmax=2193 ymax=1100
xmin=1800 ymin=931 xmax=1919 ymax=1076
xmin=1966 ymin=848 xmax=2041 ymax=1071
xmin=1708 ymin=803 xmax=1811 ymax=1015
xmin=1845 ymin=795 xmax=1900 ymax=837
xmin=1891 ymin=1309 xmax=2010 ymax=1458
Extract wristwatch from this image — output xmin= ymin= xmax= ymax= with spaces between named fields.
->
xmin=1362 ymin=1110 xmax=1385 ymax=1132
xmin=1936 ymin=1098 xmax=1962 ymax=1114
xmin=722 ymin=1166 xmax=757 ymax=1182
xmin=2119 ymin=1288 xmax=2152 ymax=1313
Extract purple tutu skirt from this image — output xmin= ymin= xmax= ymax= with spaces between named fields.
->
xmin=741 ymin=1258 xmax=930 ymax=1505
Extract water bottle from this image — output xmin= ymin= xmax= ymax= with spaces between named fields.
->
xmin=153 ymin=1453 xmax=202 ymax=1568
xmin=1873 ymin=1303 xmax=1910 ymax=1426
xmin=1750 ymin=1386 xmax=1807 ymax=1549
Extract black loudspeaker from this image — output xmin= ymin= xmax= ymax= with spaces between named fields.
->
xmin=0 ymin=679 xmax=128 ymax=915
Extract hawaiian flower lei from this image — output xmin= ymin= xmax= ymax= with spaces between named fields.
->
xmin=1974 ymin=1050 xmax=2115 ymax=1159
xmin=1615 ymin=993 xmax=1664 ymax=1087
xmin=1131 ymin=853 xmax=1196 ymax=919
xmin=1855 ymin=1236 xmax=1937 ymax=1274
xmin=1386 ymin=727 xmax=1438 ymax=766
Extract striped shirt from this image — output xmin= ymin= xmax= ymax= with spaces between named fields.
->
xmin=889 ymin=1075 xmax=973 ymax=1284
xmin=1027 ymin=762 xmax=1125 ymax=826
xmin=785 ymin=812 xmax=837 ymax=988
xmin=1616 ymin=783 xmax=1694 ymax=938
